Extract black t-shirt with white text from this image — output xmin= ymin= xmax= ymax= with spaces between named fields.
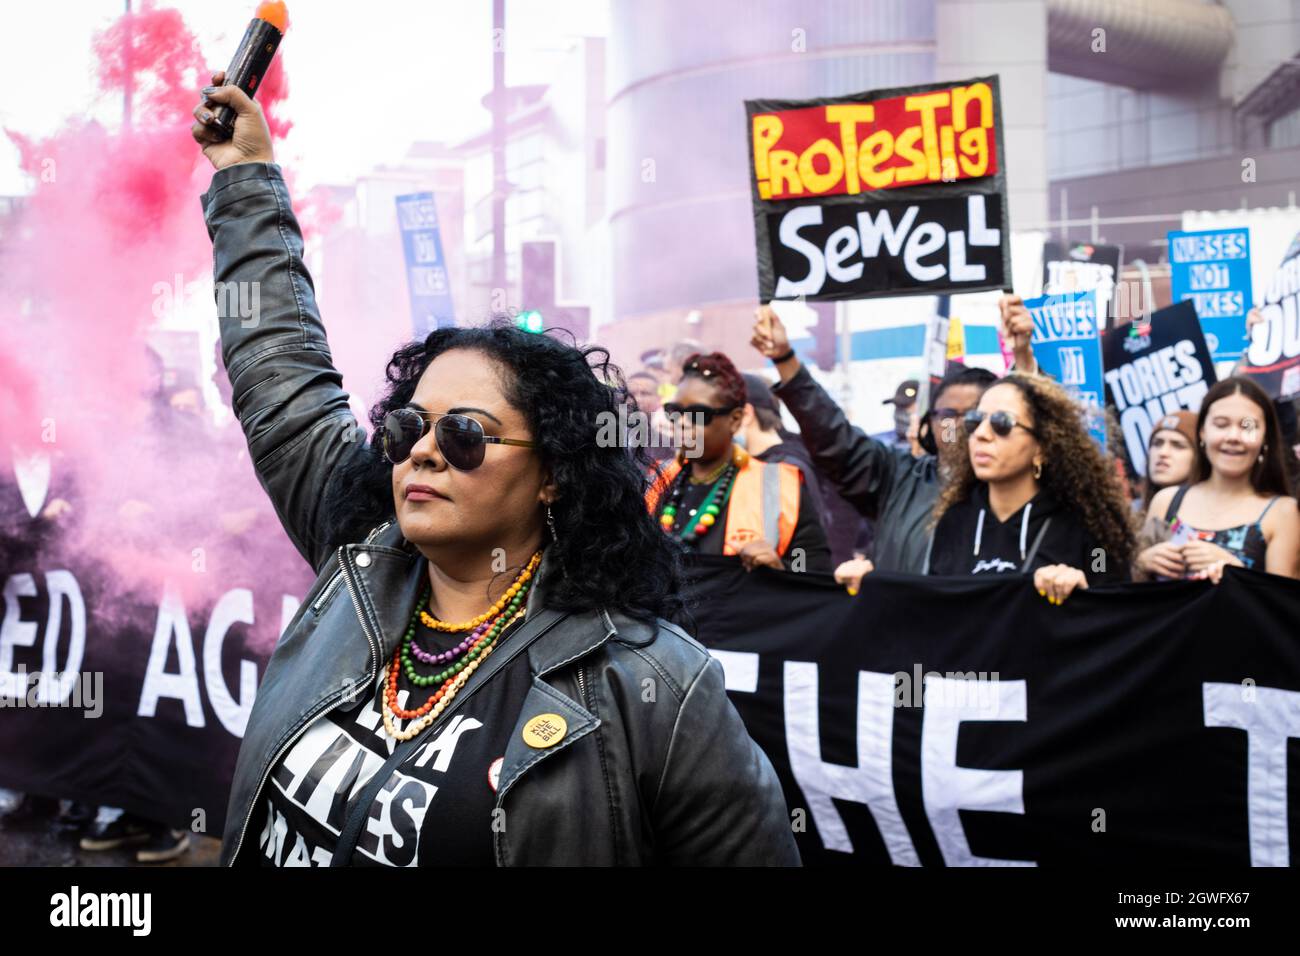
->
xmin=257 ymin=618 xmax=532 ymax=867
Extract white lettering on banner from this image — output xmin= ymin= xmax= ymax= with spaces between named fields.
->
xmin=1104 ymin=340 xmax=1209 ymax=476
xmin=920 ymin=676 xmax=1035 ymax=866
xmin=203 ymin=589 xmax=259 ymax=737
xmin=37 ymin=570 xmax=85 ymax=705
xmin=1203 ymin=682 xmax=1300 ymax=867
xmin=857 ymin=205 xmax=918 ymax=258
xmin=825 ymin=225 xmax=862 ymax=284
xmin=782 ymin=662 xmax=920 ymax=864
xmin=774 ymin=206 xmax=826 ymax=297
xmin=138 ymin=583 xmax=291 ymax=731
xmin=1 ymin=571 xmax=87 ymax=704
xmin=139 ymin=585 xmax=205 ymax=727
xmin=709 ymin=649 xmax=760 ymax=693
xmin=1 ymin=574 xmax=39 ymax=699
xmin=1171 ymin=232 xmax=1247 ymax=261
xmin=1246 ymin=291 xmax=1300 ymax=368
xmin=773 ymin=195 xmax=999 ymax=297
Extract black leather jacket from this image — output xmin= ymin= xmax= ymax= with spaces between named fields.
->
xmin=772 ymin=365 xmax=940 ymax=573
xmin=200 ymin=162 xmax=799 ymax=866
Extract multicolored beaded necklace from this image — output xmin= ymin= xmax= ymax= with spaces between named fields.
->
xmin=658 ymin=445 xmax=748 ymax=544
xmin=381 ymin=550 xmax=541 ymax=741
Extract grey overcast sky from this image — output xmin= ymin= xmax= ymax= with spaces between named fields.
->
xmin=0 ymin=0 xmax=609 ymax=194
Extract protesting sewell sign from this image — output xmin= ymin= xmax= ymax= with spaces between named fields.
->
xmin=746 ymin=76 xmax=1012 ymax=302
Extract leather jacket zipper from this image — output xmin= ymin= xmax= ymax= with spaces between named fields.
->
xmin=576 ymin=664 xmax=587 ymax=707
xmin=226 ymin=542 xmax=382 ymax=866
xmin=311 ymin=568 xmax=345 ymax=613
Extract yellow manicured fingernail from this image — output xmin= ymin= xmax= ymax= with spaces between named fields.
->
xmin=1037 ymin=589 xmax=1046 ymax=597
xmin=846 ymin=587 xmax=858 ymax=596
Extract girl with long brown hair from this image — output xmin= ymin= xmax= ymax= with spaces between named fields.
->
xmin=927 ymin=373 xmax=1135 ymax=604
xmin=1147 ymin=377 xmax=1300 ymax=582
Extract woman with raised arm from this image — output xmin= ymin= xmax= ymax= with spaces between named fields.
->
xmin=191 ymin=75 xmax=797 ymax=867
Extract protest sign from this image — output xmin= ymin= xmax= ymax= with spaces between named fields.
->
xmin=1041 ymin=241 xmax=1124 ymax=330
xmin=1241 ymin=231 xmax=1300 ymax=399
xmin=1168 ymin=227 xmax=1252 ymax=362
xmin=747 ymin=76 xmax=1011 ymax=302
xmin=1026 ymin=289 xmax=1107 ymax=449
xmin=1102 ymin=300 xmax=1216 ymax=476
xmin=396 ymin=192 xmax=456 ymax=337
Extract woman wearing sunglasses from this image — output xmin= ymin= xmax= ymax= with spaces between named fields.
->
xmin=927 ymin=373 xmax=1135 ymax=604
xmin=645 ymin=352 xmax=831 ymax=573
xmin=192 ymin=79 xmax=798 ymax=866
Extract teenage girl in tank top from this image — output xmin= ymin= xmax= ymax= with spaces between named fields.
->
xmin=1147 ymin=378 xmax=1300 ymax=583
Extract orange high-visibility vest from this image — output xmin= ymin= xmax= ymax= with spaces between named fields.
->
xmin=646 ymin=455 xmax=802 ymax=555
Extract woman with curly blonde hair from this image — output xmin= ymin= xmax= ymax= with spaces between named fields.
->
xmin=926 ymin=372 xmax=1135 ymax=604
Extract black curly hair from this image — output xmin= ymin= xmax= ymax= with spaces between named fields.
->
xmin=320 ymin=320 xmax=685 ymax=624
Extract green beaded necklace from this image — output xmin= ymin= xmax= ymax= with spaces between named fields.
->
xmin=660 ymin=463 xmax=737 ymax=542
xmin=399 ymin=580 xmax=532 ymax=687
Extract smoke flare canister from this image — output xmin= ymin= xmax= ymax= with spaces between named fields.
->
xmin=211 ymin=1 xmax=289 ymax=139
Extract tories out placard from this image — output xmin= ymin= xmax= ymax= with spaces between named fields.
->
xmin=1167 ymin=227 xmax=1252 ymax=362
xmin=1102 ymin=300 xmax=1217 ymax=476
xmin=746 ymin=76 xmax=1011 ymax=302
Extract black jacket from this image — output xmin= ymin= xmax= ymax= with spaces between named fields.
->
xmin=927 ymin=484 xmax=1130 ymax=584
xmin=772 ymin=364 xmax=938 ymax=573
xmin=201 ymin=161 xmax=799 ymax=866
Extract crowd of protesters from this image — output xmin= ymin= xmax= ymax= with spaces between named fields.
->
xmin=639 ymin=295 xmax=1300 ymax=606
xmin=6 ymin=286 xmax=1300 ymax=862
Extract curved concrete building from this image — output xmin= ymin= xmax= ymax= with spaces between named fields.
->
xmin=605 ymin=1 xmax=937 ymax=324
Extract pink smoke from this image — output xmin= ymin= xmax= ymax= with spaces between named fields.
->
xmin=0 ymin=2 xmax=319 ymax=641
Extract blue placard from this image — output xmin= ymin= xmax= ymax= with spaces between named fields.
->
xmin=1026 ymin=289 xmax=1107 ymax=450
xmin=396 ymin=192 xmax=456 ymax=336
xmin=1167 ymin=227 xmax=1251 ymax=362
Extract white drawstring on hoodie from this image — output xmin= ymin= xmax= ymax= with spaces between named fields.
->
xmin=972 ymin=501 xmax=1033 ymax=560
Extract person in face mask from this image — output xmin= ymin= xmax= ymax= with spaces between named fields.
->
xmin=927 ymin=373 xmax=1135 ymax=604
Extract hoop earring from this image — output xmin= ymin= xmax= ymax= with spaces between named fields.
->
xmin=545 ymin=503 xmax=558 ymax=543
xmin=1033 ymin=461 xmax=1042 ymax=480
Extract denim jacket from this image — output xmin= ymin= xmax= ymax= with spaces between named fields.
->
xmin=200 ymin=161 xmax=799 ymax=866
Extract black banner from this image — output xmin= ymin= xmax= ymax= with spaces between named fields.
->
xmin=686 ymin=555 xmax=1300 ymax=866
xmin=746 ymin=76 xmax=1011 ymax=302
xmin=0 ymin=511 xmax=312 ymax=836
xmin=8 ymin=523 xmax=1298 ymax=865
xmin=1102 ymin=300 xmax=1217 ymax=477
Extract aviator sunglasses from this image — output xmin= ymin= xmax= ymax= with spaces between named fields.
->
xmin=381 ymin=407 xmax=537 ymax=470
xmin=963 ymin=408 xmax=1039 ymax=439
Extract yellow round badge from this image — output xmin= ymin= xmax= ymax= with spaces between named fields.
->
xmin=522 ymin=713 xmax=568 ymax=749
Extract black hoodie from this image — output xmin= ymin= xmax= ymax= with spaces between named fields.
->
xmin=926 ymin=484 xmax=1129 ymax=584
